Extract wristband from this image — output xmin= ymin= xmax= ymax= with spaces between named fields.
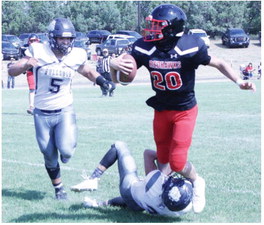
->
xmin=235 ymin=78 xmax=244 ymax=86
xmin=96 ymin=76 xmax=106 ymax=86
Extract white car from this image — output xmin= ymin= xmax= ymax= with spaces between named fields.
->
xmin=106 ymin=34 xmax=137 ymax=45
xmin=188 ymin=29 xmax=210 ymax=48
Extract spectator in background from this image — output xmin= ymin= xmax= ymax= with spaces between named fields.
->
xmin=96 ymin=49 xmax=116 ymax=97
xmin=7 ymin=58 xmax=16 ymax=89
xmin=257 ymin=62 xmax=261 ymax=79
xmin=24 ymin=34 xmax=40 ymax=115
xmin=243 ymin=62 xmax=255 ymax=80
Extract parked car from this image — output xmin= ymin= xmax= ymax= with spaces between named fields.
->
xmin=76 ymin=31 xmax=90 ymax=45
xmin=116 ymin=30 xmax=142 ymax=39
xmin=2 ymin=34 xmax=22 ymax=49
xmin=2 ymin=41 xmax=21 ymax=60
xmin=19 ymin=33 xmax=31 ymax=42
xmin=73 ymin=40 xmax=91 ymax=60
xmin=87 ymin=30 xmax=111 ymax=44
xmin=188 ymin=29 xmax=210 ymax=48
xmin=107 ymin=34 xmax=137 ymax=45
xmin=36 ymin=33 xmax=49 ymax=45
xmin=222 ymin=28 xmax=250 ymax=48
xmin=95 ymin=38 xmax=130 ymax=56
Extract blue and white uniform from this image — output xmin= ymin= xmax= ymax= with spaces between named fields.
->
xmin=26 ymin=42 xmax=87 ymax=110
xmin=110 ymin=141 xmax=192 ymax=217
xmin=131 ymin=170 xmax=192 ymax=217
xmin=26 ymin=42 xmax=87 ymax=168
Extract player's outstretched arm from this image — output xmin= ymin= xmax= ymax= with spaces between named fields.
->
xmin=77 ymin=64 xmax=101 ymax=82
xmin=8 ymin=56 xmax=38 ymax=76
xmin=78 ymin=64 xmax=109 ymax=90
xmin=208 ymin=56 xmax=256 ymax=92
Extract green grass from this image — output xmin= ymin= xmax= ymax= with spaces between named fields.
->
xmin=2 ymin=80 xmax=261 ymax=223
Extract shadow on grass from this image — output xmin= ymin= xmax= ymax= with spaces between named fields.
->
xmin=2 ymin=188 xmax=46 ymax=201
xmin=9 ymin=203 xmax=190 ymax=223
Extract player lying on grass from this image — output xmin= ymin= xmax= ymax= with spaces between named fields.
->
xmin=71 ymin=141 xmax=194 ymax=217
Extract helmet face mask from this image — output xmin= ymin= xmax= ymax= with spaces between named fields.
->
xmin=143 ymin=15 xmax=169 ymax=42
xmin=48 ymin=18 xmax=76 ymax=55
xmin=143 ymin=4 xmax=187 ymax=43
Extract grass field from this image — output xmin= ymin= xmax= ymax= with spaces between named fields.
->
xmin=1 ymin=80 xmax=261 ymax=223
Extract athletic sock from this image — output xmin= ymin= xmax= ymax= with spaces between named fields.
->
xmin=90 ymin=168 xmax=104 ymax=179
xmin=53 ymin=182 xmax=63 ymax=191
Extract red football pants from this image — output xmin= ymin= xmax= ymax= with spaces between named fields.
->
xmin=26 ymin=70 xmax=35 ymax=90
xmin=153 ymin=105 xmax=198 ymax=172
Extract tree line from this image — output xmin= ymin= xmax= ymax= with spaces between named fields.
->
xmin=2 ymin=1 xmax=261 ymax=37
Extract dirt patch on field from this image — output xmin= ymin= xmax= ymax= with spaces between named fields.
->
xmin=1 ymin=39 xmax=261 ymax=88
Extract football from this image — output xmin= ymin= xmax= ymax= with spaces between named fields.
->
xmin=112 ymin=54 xmax=137 ymax=85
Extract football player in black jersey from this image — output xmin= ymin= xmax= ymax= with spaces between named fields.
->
xmin=110 ymin=4 xmax=256 ymax=214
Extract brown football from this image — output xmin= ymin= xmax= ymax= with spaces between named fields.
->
xmin=112 ymin=54 xmax=137 ymax=85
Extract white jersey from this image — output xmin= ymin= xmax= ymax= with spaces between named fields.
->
xmin=25 ymin=43 xmax=87 ymax=110
xmin=131 ymin=170 xmax=192 ymax=217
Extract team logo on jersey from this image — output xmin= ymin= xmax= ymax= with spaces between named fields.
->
xmin=170 ymin=54 xmax=178 ymax=59
xmin=43 ymin=64 xmax=75 ymax=79
xmin=149 ymin=60 xmax=181 ymax=69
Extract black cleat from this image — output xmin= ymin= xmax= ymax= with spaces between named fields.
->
xmin=55 ymin=187 xmax=68 ymax=200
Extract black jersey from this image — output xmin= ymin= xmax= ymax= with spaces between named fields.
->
xmin=131 ymin=34 xmax=211 ymax=111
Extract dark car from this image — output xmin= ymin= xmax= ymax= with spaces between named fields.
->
xmin=76 ymin=31 xmax=90 ymax=45
xmin=222 ymin=28 xmax=250 ymax=48
xmin=19 ymin=33 xmax=31 ymax=42
xmin=2 ymin=41 xmax=20 ymax=60
xmin=2 ymin=34 xmax=22 ymax=49
xmin=73 ymin=40 xmax=91 ymax=60
xmin=87 ymin=30 xmax=111 ymax=44
xmin=95 ymin=38 xmax=130 ymax=56
xmin=116 ymin=30 xmax=142 ymax=39
xmin=36 ymin=33 xmax=49 ymax=45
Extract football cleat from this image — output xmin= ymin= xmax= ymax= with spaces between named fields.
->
xmin=70 ymin=177 xmax=98 ymax=192
xmin=83 ymin=197 xmax=99 ymax=208
xmin=55 ymin=187 xmax=68 ymax=200
xmin=192 ymin=175 xmax=206 ymax=213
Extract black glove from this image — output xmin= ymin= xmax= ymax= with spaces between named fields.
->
xmin=96 ymin=76 xmax=109 ymax=90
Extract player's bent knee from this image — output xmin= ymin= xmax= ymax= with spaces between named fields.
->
xmin=60 ymin=147 xmax=76 ymax=159
xmin=114 ymin=141 xmax=128 ymax=150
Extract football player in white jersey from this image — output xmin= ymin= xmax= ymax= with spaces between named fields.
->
xmin=70 ymin=141 xmax=193 ymax=217
xmin=8 ymin=18 xmax=110 ymax=200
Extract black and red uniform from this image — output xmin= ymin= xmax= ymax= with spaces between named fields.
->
xmin=131 ymin=33 xmax=211 ymax=171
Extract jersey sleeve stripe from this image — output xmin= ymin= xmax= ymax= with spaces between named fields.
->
xmin=145 ymin=171 xmax=162 ymax=192
xmin=135 ymin=46 xmax=156 ymax=56
xmin=174 ymin=46 xmax=199 ymax=56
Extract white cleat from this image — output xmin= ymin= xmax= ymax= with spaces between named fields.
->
xmin=70 ymin=178 xmax=98 ymax=192
xmin=192 ymin=175 xmax=206 ymax=213
xmin=83 ymin=197 xmax=99 ymax=208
